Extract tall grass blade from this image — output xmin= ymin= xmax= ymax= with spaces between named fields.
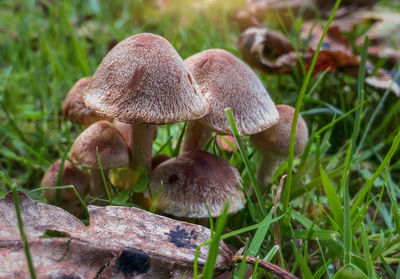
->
xmin=360 ymin=224 xmax=376 ymax=279
xmin=96 ymin=146 xmax=112 ymax=205
xmin=319 ymin=166 xmax=343 ymax=231
xmin=357 ymin=67 xmax=400 ymax=153
xmin=283 ymin=0 xmax=342 ymax=213
xmin=0 ymin=172 xmax=37 ymax=279
xmin=202 ymin=201 xmax=229 ymax=279
xmin=225 ymin=108 xmax=266 ymax=217
xmin=352 ymin=129 xmax=400 ymax=215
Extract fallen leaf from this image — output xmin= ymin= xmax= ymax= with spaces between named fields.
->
xmin=237 ymin=24 xmax=359 ymax=75
xmin=237 ymin=24 xmax=399 ymax=97
xmin=0 ymin=192 xmax=232 ymax=278
xmin=235 ymin=0 xmax=378 ymax=31
xmin=356 ymin=10 xmax=400 ymax=66
xmin=365 ymin=69 xmax=400 ymax=97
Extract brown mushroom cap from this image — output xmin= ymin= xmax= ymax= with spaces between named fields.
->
xmin=112 ymin=119 xmax=133 ymax=146
xmin=83 ymin=33 xmax=209 ymax=124
xmin=41 ymin=160 xmax=90 ymax=202
xmin=147 ymin=151 xmax=246 ymax=218
xmin=185 ymin=48 xmax=279 ymax=135
xmin=70 ymin=121 xmax=130 ymax=169
xmin=151 ymin=154 xmax=171 ymax=170
xmin=251 ymin=104 xmax=308 ymax=159
xmin=41 ymin=160 xmax=89 ymax=216
xmin=62 ymin=77 xmax=110 ymax=126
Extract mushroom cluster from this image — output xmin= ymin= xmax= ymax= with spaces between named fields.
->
xmin=41 ymin=32 xmax=308 ymax=220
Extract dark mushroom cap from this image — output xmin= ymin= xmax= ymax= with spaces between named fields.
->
xmin=83 ymin=33 xmax=209 ymax=124
xmin=151 ymin=154 xmax=171 ymax=170
xmin=70 ymin=121 xmax=130 ymax=169
xmin=251 ymin=104 xmax=308 ymax=159
xmin=147 ymin=151 xmax=246 ymax=218
xmin=185 ymin=48 xmax=279 ymax=135
xmin=41 ymin=160 xmax=89 ymax=202
xmin=62 ymin=77 xmax=110 ymax=126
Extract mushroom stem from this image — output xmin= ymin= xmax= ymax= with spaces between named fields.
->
xmin=180 ymin=120 xmax=213 ymax=153
xmin=130 ymin=123 xmax=157 ymax=171
xmin=90 ymin=168 xmax=110 ymax=199
xmin=256 ymin=155 xmax=282 ymax=187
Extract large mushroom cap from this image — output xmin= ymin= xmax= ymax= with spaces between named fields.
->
xmin=83 ymin=33 xmax=209 ymax=124
xmin=70 ymin=121 xmax=130 ymax=169
xmin=147 ymin=151 xmax=246 ymax=218
xmin=62 ymin=77 xmax=110 ymax=126
xmin=185 ymin=48 xmax=279 ymax=135
xmin=251 ymin=104 xmax=308 ymax=159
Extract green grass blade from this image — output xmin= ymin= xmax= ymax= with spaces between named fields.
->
xmin=319 ymin=166 xmax=343 ymax=231
xmin=225 ymin=108 xmax=266 ymax=217
xmin=352 ymin=128 xmax=400 ymax=215
xmin=360 ymin=224 xmax=376 ymax=279
xmin=234 ymin=238 xmax=250 ymax=278
xmin=202 ymin=201 xmax=229 ymax=279
xmin=249 ymin=208 xmax=274 ymax=256
xmin=343 ymin=168 xmax=351 ymax=266
xmin=0 ymin=172 xmax=37 ymax=279
xmin=96 ymin=146 xmax=112 ymax=205
xmin=292 ymin=241 xmax=313 ymax=279
xmin=350 ymin=36 xmax=369 ymax=157
xmin=283 ymin=0 xmax=342 ymax=213
xmin=192 ymin=214 xmax=285 ymax=277
xmin=357 ymin=67 xmax=400 ymax=153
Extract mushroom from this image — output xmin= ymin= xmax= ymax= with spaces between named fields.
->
xmin=180 ymin=49 xmax=279 ymax=153
xmin=83 ymin=33 xmax=209 ymax=171
xmin=216 ymin=135 xmax=239 ymax=154
xmin=113 ymin=119 xmax=133 ymax=147
xmin=62 ymin=77 xmax=111 ymax=126
xmin=70 ymin=120 xmax=130 ymax=199
xmin=41 ymin=160 xmax=89 ymax=216
xmin=146 ymin=151 xmax=246 ymax=218
xmin=250 ymin=104 xmax=308 ymax=186
xmin=151 ymin=154 xmax=171 ymax=170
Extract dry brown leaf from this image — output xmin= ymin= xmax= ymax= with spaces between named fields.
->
xmin=356 ymin=10 xmax=400 ymax=66
xmin=235 ymin=0 xmax=378 ymax=31
xmin=238 ymin=24 xmax=359 ymax=75
xmin=0 ymin=192 xmax=233 ymax=278
xmin=237 ymin=23 xmax=399 ymax=97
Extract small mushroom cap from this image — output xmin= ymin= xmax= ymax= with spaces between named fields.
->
xmin=185 ymin=48 xmax=279 ymax=135
xmin=41 ymin=160 xmax=90 ymax=201
xmin=62 ymin=77 xmax=111 ymax=126
xmin=216 ymin=135 xmax=238 ymax=153
xmin=41 ymin=160 xmax=89 ymax=216
xmin=70 ymin=121 xmax=130 ymax=169
xmin=112 ymin=119 xmax=133 ymax=146
xmin=151 ymin=154 xmax=171 ymax=170
xmin=251 ymin=104 xmax=308 ymax=159
xmin=147 ymin=151 xmax=246 ymax=218
xmin=84 ymin=33 xmax=209 ymax=124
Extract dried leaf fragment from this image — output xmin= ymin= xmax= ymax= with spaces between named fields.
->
xmin=0 ymin=192 xmax=233 ymax=278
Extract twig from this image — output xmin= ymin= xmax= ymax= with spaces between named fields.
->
xmin=233 ymin=255 xmax=298 ymax=279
